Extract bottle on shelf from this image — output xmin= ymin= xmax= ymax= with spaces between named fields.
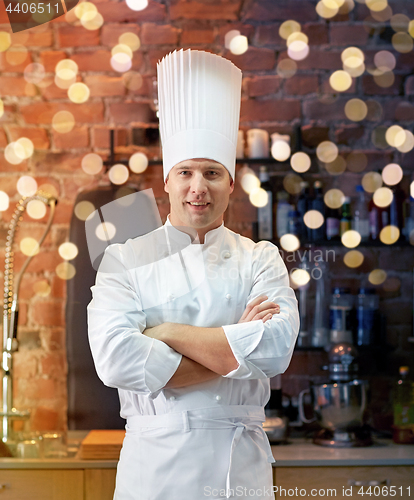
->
xmin=340 ymin=197 xmax=352 ymax=237
xmin=389 ymin=184 xmax=405 ymax=236
xmin=369 ymin=194 xmax=389 ymax=241
xmin=287 ymin=209 xmax=301 ymax=237
xmin=297 ymin=181 xmax=311 ymax=241
xmin=311 ymin=180 xmax=325 ymax=241
xmin=356 ymin=287 xmax=379 ymax=346
xmin=352 ymin=185 xmax=370 ymax=242
xmin=392 ymin=366 xmax=414 ymax=444
xmin=329 ymin=286 xmax=354 ymax=344
xmin=257 ymin=166 xmax=274 ymax=240
xmin=276 ymin=191 xmax=294 ymax=239
xmin=325 ymin=205 xmax=340 ymax=241
xmin=403 ymin=195 xmax=414 ymax=241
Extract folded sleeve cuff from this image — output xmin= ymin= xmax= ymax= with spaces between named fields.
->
xmin=221 ymin=320 xmax=266 ymax=379
xmin=143 ymin=338 xmax=183 ymax=396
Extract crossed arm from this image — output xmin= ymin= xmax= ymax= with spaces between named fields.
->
xmin=143 ymin=295 xmax=280 ymax=388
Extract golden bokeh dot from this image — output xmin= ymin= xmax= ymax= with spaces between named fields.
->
xmin=385 ymin=125 xmax=405 ymax=147
xmin=366 ymin=0 xmax=388 ymax=12
xmin=409 ymin=20 xmax=414 ymax=38
xmin=108 ymin=164 xmax=129 ymax=185
xmin=374 ymin=50 xmax=396 ymax=71
xmin=325 ymin=156 xmax=347 ymax=176
xmin=15 ymin=137 xmax=34 ymax=159
xmin=369 ymin=269 xmax=387 ymax=285
xmin=345 ymin=98 xmax=368 ymax=121
xmin=346 ymin=152 xmax=367 ymax=173
xmin=111 ymin=43 xmax=133 ymax=59
xmin=110 ymin=53 xmax=132 ymax=73
xmin=341 ymin=229 xmax=362 ymax=248
xmin=33 ymin=280 xmax=51 ymax=297
xmin=74 ymin=200 xmax=95 ymax=221
xmin=392 ymin=32 xmax=413 ymax=53
xmin=329 ymin=70 xmax=353 ymax=92
xmin=324 ymin=189 xmax=345 ymax=209
xmin=0 ymin=31 xmax=11 ymax=52
xmin=373 ymin=187 xmax=393 ymax=207
xmin=224 ymin=30 xmax=240 ymax=49
xmin=316 ymin=141 xmax=339 ymax=163
xmin=280 ymin=234 xmax=301 ymax=252
xmin=38 ymin=183 xmax=59 ymax=198
xmin=362 ymin=172 xmax=382 ymax=193
xmin=304 ymin=210 xmax=324 ymax=229
xmin=52 ymin=110 xmax=75 ymax=134
xmin=374 ymin=71 xmax=395 ymax=88
xmin=290 ymin=269 xmax=311 ymax=288
xmin=55 ymin=59 xmax=78 ymax=75
xmin=279 ymin=20 xmax=301 ymax=40
xmin=68 ymin=82 xmax=90 ymax=104
xmin=271 ymin=140 xmax=291 ymax=161
xmin=339 ymin=0 xmax=355 ymax=14
xmin=56 ymin=68 xmax=77 ymax=81
xmin=344 ymin=250 xmax=364 ymax=268
xmin=276 ymin=59 xmax=297 ymax=79
xmin=283 ymin=173 xmax=303 ymax=195
xmin=5 ymin=142 xmax=24 ymax=165
xmin=316 ymin=0 xmax=339 ymax=18
xmin=24 ymin=63 xmax=45 ymax=84
xmin=129 ymin=152 xmax=148 ymax=173
xmin=95 ymin=221 xmax=117 ymax=241
xmin=240 ymin=169 xmax=260 ymax=194
xmin=55 ymin=72 xmax=77 ymax=90
xmin=74 ymin=1 xmax=97 ymax=19
xmin=322 ymin=0 xmax=345 ymax=8
xmin=343 ymin=61 xmax=365 ymax=78
xmin=115 ymin=186 xmax=137 ymax=204
xmin=5 ymin=44 xmax=28 ymax=66
xmin=0 ymin=191 xmax=10 ymax=211
xmin=341 ymin=47 xmax=364 ymax=65
xmin=20 ymin=237 xmax=40 ymax=256
xmin=287 ymin=41 xmax=309 ymax=61
xmin=122 ymin=71 xmax=143 ymax=91
xmin=59 ymin=242 xmax=79 ymax=260
xmin=382 ymin=277 xmax=400 ymax=292
xmin=371 ymin=4 xmax=392 ymax=22
xmin=382 ymin=163 xmax=403 ymax=186
xmin=81 ymin=11 xmax=104 ymax=30
xmin=27 ymin=199 xmax=46 ymax=219
xmin=249 ymin=187 xmax=269 ymax=208
xmin=229 ymin=35 xmax=249 ymax=55
xmin=290 ymin=152 xmax=311 ymax=173
xmin=379 ymin=225 xmax=400 ymax=244
xmin=17 ymin=175 xmax=38 ymax=197
xmin=0 ymin=99 xmax=4 ymax=118
xmin=390 ymin=13 xmax=410 ymax=32
xmin=286 ymin=32 xmax=308 ymax=47
xmin=396 ymin=130 xmax=414 ymax=153
xmin=119 ymin=32 xmax=141 ymax=52
xmin=81 ymin=153 xmax=103 ymax=175
xmin=56 ymin=262 xmax=76 ymax=280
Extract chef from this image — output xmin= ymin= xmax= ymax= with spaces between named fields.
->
xmin=87 ymin=49 xmax=299 ymax=500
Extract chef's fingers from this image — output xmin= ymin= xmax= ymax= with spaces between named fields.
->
xmin=238 ymin=295 xmax=268 ymax=322
xmin=252 ymin=308 xmax=280 ymax=322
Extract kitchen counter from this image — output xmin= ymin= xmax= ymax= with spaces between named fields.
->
xmin=271 ymin=438 xmax=414 ymax=467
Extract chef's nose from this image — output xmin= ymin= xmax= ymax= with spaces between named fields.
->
xmin=190 ymin=171 xmax=207 ymax=194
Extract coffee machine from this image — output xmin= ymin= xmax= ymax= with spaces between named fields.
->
xmin=299 ymin=342 xmax=372 ymax=447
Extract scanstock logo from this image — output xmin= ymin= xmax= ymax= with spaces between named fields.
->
xmin=3 ymin=0 xmax=80 ymax=32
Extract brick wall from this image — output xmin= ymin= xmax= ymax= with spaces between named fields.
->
xmin=0 ymin=0 xmax=414 ymax=431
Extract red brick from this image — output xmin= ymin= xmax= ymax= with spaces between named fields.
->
xmin=303 ymin=98 xmax=347 ymax=121
xmin=285 ymin=75 xmax=319 ymax=95
xmin=296 ymin=49 xmax=342 ymax=70
xmin=92 ymin=127 xmax=128 ymax=149
xmin=181 ymin=25 xmax=216 ymax=45
xmin=405 ymin=75 xmax=414 ymax=95
xmin=31 ymin=299 xmax=65 ymax=327
xmin=101 ymin=23 xmax=140 ymax=47
xmin=53 ymin=126 xmax=89 ymax=149
xmin=170 ymin=0 xmax=240 ymax=20
xmin=84 ymin=74 xmax=125 ymax=97
xmin=38 ymin=51 xmax=67 ymax=73
xmin=0 ymin=51 xmax=33 ymax=72
xmin=240 ymin=98 xmax=301 ymax=123
xmin=225 ymin=47 xmax=276 ymax=71
xmin=303 ymin=23 xmax=329 ymax=45
xmin=139 ymin=164 xmax=166 ymax=198
xmin=8 ymin=126 xmax=50 ymax=149
xmin=0 ymin=127 xmax=7 ymax=147
xmin=56 ymin=25 xmax=100 ymax=48
xmin=14 ymin=351 xmax=38 ymax=379
xmin=243 ymin=75 xmax=281 ymax=97
xmin=227 ymin=198 xmax=256 ymax=224
xmin=127 ymin=75 xmax=152 ymax=97
xmin=330 ymin=24 xmax=369 ymax=46
xmin=50 ymin=274 xmax=66 ymax=300
xmin=394 ymin=102 xmax=414 ymax=121
xmin=98 ymin=0 xmax=166 ymax=23
xmin=30 ymin=406 xmax=60 ymax=431
xmin=362 ymin=74 xmax=403 ymax=96
xmin=334 ymin=125 xmax=365 ymax=146
xmin=108 ymin=102 xmax=156 ymax=124
xmin=0 ymin=77 xmax=36 ymax=97
xmin=47 ymin=327 xmax=66 ymax=351
xmin=301 ymin=125 xmax=330 ymax=148
xmin=20 ymin=102 xmax=105 ymax=124
xmin=72 ymin=50 xmax=144 ymax=72
xmin=31 ymin=151 xmax=85 ymax=174
xmin=0 ymin=155 xmax=29 ymax=172
xmin=12 ymin=29 xmax=53 ymax=47
xmin=39 ymin=77 xmax=78 ymax=100
xmin=41 ymin=352 xmax=67 ymax=378
xmin=245 ymin=0 xmax=318 ymax=22
xmin=256 ymin=25 xmax=284 ymax=46
xmin=141 ymin=23 xmax=180 ymax=45
xmin=218 ymin=23 xmax=255 ymax=45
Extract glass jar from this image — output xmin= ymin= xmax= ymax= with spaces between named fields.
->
xmin=329 ymin=287 xmax=354 ymax=344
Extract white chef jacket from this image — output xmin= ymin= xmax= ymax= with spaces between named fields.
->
xmin=87 ymin=215 xmax=299 ymax=500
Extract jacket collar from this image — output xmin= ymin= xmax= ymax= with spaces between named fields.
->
xmin=165 ymin=214 xmax=225 ymax=246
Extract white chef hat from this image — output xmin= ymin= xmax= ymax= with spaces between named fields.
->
xmin=157 ymin=49 xmax=242 ymax=181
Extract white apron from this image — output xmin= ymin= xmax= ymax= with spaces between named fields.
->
xmin=114 ymin=405 xmax=274 ymax=500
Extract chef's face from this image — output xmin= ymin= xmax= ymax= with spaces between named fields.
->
xmin=164 ymin=158 xmax=234 ymax=243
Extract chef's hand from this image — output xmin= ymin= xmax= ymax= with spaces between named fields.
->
xmin=143 ymin=323 xmax=168 ymax=341
xmin=238 ymin=295 xmax=280 ymax=324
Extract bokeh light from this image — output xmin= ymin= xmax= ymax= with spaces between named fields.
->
xmin=324 ymin=189 xmax=345 ymax=209
xmin=374 ymin=50 xmax=396 ymax=71
xmin=81 ymin=11 xmax=104 ymax=30
xmin=325 ymin=156 xmax=347 ymax=176
xmin=0 ymin=99 xmax=4 ymax=118
xmin=110 ymin=52 xmax=133 ymax=73
xmin=96 ymin=221 xmax=117 ymax=241
xmin=56 ymin=262 xmax=76 ymax=280
xmin=20 ymin=237 xmax=40 ymax=256
xmin=279 ymin=20 xmax=301 ymax=40
xmin=112 ymin=43 xmax=133 ymax=59
xmin=6 ymin=44 xmax=28 ymax=66
xmin=379 ymin=225 xmax=400 ymax=244
xmin=108 ymin=164 xmax=129 ymax=185
xmin=316 ymin=0 xmax=339 ymax=18
xmin=390 ymin=13 xmax=410 ymax=32
xmin=344 ymin=250 xmax=364 ymax=268
xmin=373 ymin=186 xmax=393 ymax=207
xmin=345 ymin=98 xmax=368 ymax=121
xmin=52 ymin=111 xmax=75 ymax=133
xmin=280 ymin=234 xmax=301 ymax=252
xmin=316 ymin=141 xmax=338 ymax=163
xmin=286 ymin=32 xmax=308 ymax=47
xmin=240 ymin=167 xmax=260 ymax=194
xmin=15 ymin=138 xmax=34 ymax=160
xmin=129 ymin=152 xmax=149 ymax=173
xmin=366 ymin=100 xmax=383 ymax=121
xmin=271 ymin=140 xmax=291 ymax=162
xmin=283 ymin=173 xmax=303 ymax=195
xmin=82 ymin=153 xmax=103 ymax=175
xmin=68 ymin=82 xmax=90 ymax=103
xmin=24 ymin=63 xmax=45 ymax=84
xmin=27 ymin=200 xmax=46 ymax=219
xmin=382 ymin=277 xmax=401 ymax=292
xmin=249 ymin=187 xmax=269 ymax=207
xmin=229 ymin=35 xmax=249 ymax=55
xmin=366 ymin=0 xmax=388 ymax=12
xmin=382 ymin=163 xmax=403 ymax=186
xmin=374 ymin=71 xmax=395 ymax=88
xmin=329 ymin=70 xmax=353 ymax=92
xmin=369 ymin=269 xmax=387 ymax=285
xmin=55 ymin=59 xmax=78 ymax=75
xmin=362 ymin=171 xmax=382 ymax=193
xmin=5 ymin=142 xmax=25 ymax=165
xmin=290 ymin=152 xmax=311 ymax=173
xmin=396 ymin=130 xmax=414 ymax=153
xmin=347 ymin=152 xmax=367 ymax=173
xmin=385 ymin=125 xmax=404 ymax=147
xmin=119 ymin=32 xmax=141 ymax=52
xmin=74 ymin=200 xmax=95 ymax=221
xmin=0 ymin=32 xmax=11 ymax=52
xmin=33 ymin=280 xmax=51 ymax=297
xmin=122 ymin=71 xmax=144 ymax=90
xmin=0 ymin=191 xmax=10 ymax=211
xmin=287 ymin=41 xmax=309 ymax=61
xmin=74 ymin=1 xmax=97 ymax=19
xmin=303 ymin=210 xmax=324 ymax=229
xmin=126 ymin=0 xmax=148 ymax=10
xmin=276 ymin=59 xmax=297 ymax=78
xmin=290 ymin=269 xmax=311 ymax=287
xmin=17 ymin=176 xmax=37 ymax=197
xmin=341 ymin=229 xmax=362 ymax=248
xmin=59 ymin=242 xmax=79 ymax=260
xmin=392 ymin=32 xmax=413 ymax=53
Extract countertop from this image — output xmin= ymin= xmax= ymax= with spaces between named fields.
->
xmin=1 ymin=433 xmax=414 ymax=469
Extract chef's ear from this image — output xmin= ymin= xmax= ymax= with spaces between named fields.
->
xmin=164 ymin=174 xmax=169 ymax=193
xmin=229 ymin=175 xmax=234 ymax=194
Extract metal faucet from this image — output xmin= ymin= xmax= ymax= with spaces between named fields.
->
xmin=2 ymin=190 xmax=57 ymax=450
